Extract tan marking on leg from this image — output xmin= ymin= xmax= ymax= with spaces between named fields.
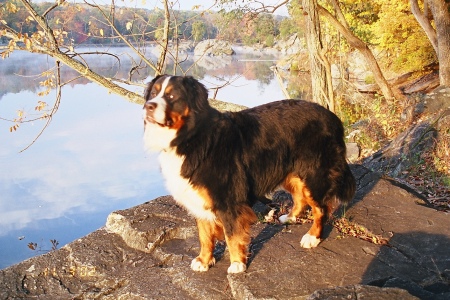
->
xmin=192 ymin=218 xmax=224 ymax=272
xmin=284 ymin=174 xmax=309 ymax=218
xmin=307 ymin=205 xmax=325 ymax=238
xmin=279 ymin=173 xmax=311 ymax=223
xmin=300 ymin=194 xmax=325 ymax=248
xmin=224 ymin=206 xmax=257 ymax=273
xmin=280 ymin=173 xmax=325 ymax=248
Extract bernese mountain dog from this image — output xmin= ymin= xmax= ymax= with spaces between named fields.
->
xmin=143 ymin=75 xmax=356 ymax=274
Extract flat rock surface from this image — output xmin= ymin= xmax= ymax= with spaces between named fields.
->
xmin=1 ymin=165 xmax=449 ymax=299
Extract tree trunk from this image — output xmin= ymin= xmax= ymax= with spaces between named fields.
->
xmin=156 ymin=0 xmax=171 ymax=75
xmin=427 ymin=0 xmax=450 ymax=86
xmin=410 ymin=0 xmax=438 ymax=54
xmin=302 ymin=0 xmax=333 ymax=110
xmin=318 ymin=3 xmax=395 ymax=101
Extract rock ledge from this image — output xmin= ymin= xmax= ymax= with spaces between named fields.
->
xmin=1 ymin=165 xmax=449 ymax=299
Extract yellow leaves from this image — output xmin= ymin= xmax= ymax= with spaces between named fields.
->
xmin=100 ymin=28 xmax=104 ymax=36
xmin=333 ymin=217 xmax=389 ymax=245
xmin=1 ymin=50 xmax=11 ymax=59
xmin=38 ymin=72 xmax=55 ymax=97
xmin=9 ymin=124 xmax=20 ymax=132
xmin=53 ymin=29 xmax=68 ymax=37
xmin=37 ymin=90 xmax=51 ymax=97
xmin=24 ymin=37 xmax=32 ymax=50
xmin=9 ymin=110 xmax=24 ymax=132
xmin=7 ymin=68 xmax=55 ymax=134
xmin=126 ymin=22 xmax=133 ymax=31
xmin=4 ymin=32 xmax=32 ymax=52
xmin=5 ymin=2 xmax=19 ymax=14
xmin=8 ymin=39 xmax=16 ymax=51
xmin=35 ymin=101 xmax=47 ymax=112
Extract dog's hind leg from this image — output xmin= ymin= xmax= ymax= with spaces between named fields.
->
xmin=191 ymin=218 xmax=224 ymax=272
xmin=278 ymin=174 xmax=309 ymax=224
xmin=299 ymin=200 xmax=326 ymax=248
xmin=279 ymin=173 xmax=325 ymax=248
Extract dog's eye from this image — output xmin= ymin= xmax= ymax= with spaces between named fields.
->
xmin=168 ymin=94 xmax=175 ymax=100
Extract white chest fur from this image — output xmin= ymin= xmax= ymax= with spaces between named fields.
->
xmin=158 ymin=149 xmax=216 ymax=221
xmin=143 ymin=121 xmax=177 ymax=152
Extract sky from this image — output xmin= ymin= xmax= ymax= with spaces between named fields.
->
xmin=33 ymin=0 xmax=290 ymax=16
xmin=148 ymin=0 xmax=289 ymax=16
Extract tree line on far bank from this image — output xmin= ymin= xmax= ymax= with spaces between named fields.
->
xmin=0 ymin=1 xmax=290 ymax=47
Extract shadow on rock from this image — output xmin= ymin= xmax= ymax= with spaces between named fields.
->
xmin=246 ymin=164 xmax=382 ymax=267
xmin=362 ymin=231 xmax=450 ymax=299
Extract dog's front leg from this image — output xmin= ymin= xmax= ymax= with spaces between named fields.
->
xmin=221 ymin=206 xmax=257 ymax=274
xmin=224 ymin=232 xmax=250 ymax=274
xmin=191 ymin=218 xmax=224 ymax=272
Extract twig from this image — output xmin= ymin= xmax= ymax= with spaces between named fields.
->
xmin=20 ymin=61 xmax=62 ymax=152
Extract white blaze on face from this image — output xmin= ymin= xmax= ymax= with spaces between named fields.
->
xmin=143 ymin=76 xmax=177 ymax=152
xmin=147 ymin=76 xmax=171 ymax=124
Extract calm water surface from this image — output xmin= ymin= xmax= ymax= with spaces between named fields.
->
xmin=0 ymin=49 xmax=286 ymax=269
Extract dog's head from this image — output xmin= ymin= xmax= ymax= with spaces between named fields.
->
xmin=143 ymin=75 xmax=209 ymax=151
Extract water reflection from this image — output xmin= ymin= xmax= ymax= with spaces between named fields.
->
xmin=0 ymin=83 xmax=164 ymax=268
xmin=0 ymin=48 xmax=293 ymax=269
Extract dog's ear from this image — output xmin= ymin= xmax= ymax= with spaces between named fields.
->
xmin=182 ymin=76 xmax=209 ymax=112
xmin=144 ymin=75 xmax=164 ymax=101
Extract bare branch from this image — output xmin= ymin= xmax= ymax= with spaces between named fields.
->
xmin=19 ymin=0 xmax=58 ymax=48
xmin=156 ymin=0 xmax=171 ymax=75
xmin=252 ymin=0 xmax=289 ymax=14
xmin=43 ymin=0 xmax=66 ymax=17
xmin=84 ymin=0 xmax=159 ymax=74
xmin=318 ymin=3 xmax=395 ymax=101
xmin=328 ymin=0 xmax=349 ymax=30
xmin=20 ymin=60 xmax=63 ymax=152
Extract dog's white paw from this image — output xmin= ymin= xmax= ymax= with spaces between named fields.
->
xmin=227 ymin=262 xmax=247 ymax=274
xmin=191 ymin=257 xmax=214 ymax=272
xmin=300 ymin=233 xmax=321 ymax=248
xmin=279 ymin=214 xmax=296 ymax=224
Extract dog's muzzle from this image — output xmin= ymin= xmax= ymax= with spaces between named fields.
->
xmin=144 ymin=101 xmax=172 ymax=127
xmin=144 ymin=102 xmax=159 ymax=125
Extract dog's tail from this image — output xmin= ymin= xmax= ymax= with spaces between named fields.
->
xmin=336 ymin=164 xmax=356 ymax=204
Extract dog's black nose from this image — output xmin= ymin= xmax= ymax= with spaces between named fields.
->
xmin=145 ymin=102 xmax=157 ymax=111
